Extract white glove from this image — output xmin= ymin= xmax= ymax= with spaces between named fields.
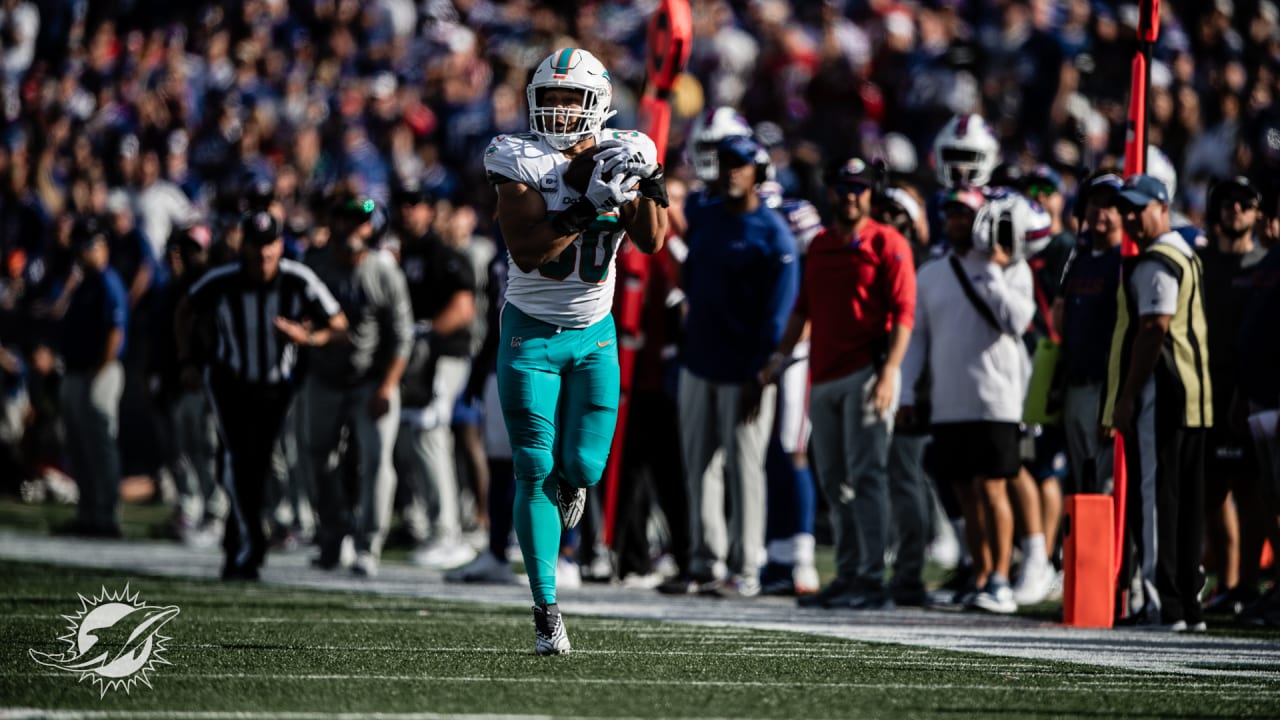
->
xmin=584 ymin=159 xmax=639 ymax=211
xmin=595 ymin=140 xmax=659 ymax=180
xmin=593 ymin=145 xmax=632 ymax=178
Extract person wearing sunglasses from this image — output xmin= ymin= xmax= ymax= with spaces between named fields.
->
xmin=303 ymin=196 xmax=415 ymax=579
xmin=1199 ymin=175 xmax=1269 ymax=619
xmin=763 ymin=156 xmax=916 ymax=611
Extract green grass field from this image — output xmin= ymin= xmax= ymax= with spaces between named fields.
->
xmin=3 ymin=559 xmax=1278 ymax=720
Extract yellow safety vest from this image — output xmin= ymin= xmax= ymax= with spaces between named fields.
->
xmin=1102 ymin=241 xmax=1213 ymax=428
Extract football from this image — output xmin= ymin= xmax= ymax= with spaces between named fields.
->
xmin=562 ymin=145 xmax=606 ymax=194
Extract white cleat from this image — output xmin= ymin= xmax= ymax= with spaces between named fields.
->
xmin=557 ymin=479 xmax=586 ymax=530
xmin=533 ymin=604 xmax=571 ymax=656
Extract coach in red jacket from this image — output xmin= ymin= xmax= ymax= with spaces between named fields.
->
xmin=761 ymin=157 xmax=916 ymax=610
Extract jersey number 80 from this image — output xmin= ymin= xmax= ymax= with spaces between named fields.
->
xmin=539 ymin=221 xmax=618 ymax=284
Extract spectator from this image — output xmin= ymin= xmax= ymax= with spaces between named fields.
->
xmin=50 ymin=223 xmax=128 ymax=538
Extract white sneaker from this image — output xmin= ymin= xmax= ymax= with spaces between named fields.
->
xmin=1045 ymin=569 xmax=1064 ymax=602
xmin=445 ymin=550 xmax=515 ymax=584
xmin=351 ymin=552 xmax=379 ymax=578
xmin=972 ymin=574 xmax=1017 ymax=614
xmin=533 ymin=604 xmax=571 ymax=656
xmin=710 ymin=574 xmax=761 ymax=598
xmin=582 ymin=549 xmax=612 ymax=582
xmin=339 ymin=536 xmax=357 ymax=568
xmin=1013 ymin=560 xmax=1056 ymax=606
xmin=411 ymin=540 xmax=477 ymax=570
xmin=926 ymin=533 xmax=961 ymax=570
xmin=620 ymin=572 xmax=664 ymax=589
xmin=557 ymin=558 xmax=582 ymax=590
xmin=793 ymin=564 xmax=821 ymax=595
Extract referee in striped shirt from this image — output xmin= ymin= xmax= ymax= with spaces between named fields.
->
xmin=175 ymin=212 xmax=348 ymax=580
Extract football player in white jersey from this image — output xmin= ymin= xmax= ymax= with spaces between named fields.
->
xmin=482 ymin=47 xmax=668 ymax=656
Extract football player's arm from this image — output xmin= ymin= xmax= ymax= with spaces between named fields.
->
xmin=621 ymin=194 xmax=668 ymax=254
xmin=495 ymin=181 xmax=578 ymax=274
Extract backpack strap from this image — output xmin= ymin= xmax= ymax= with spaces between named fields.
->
xmin=949 ymin=254 xmax=1002 ymax=334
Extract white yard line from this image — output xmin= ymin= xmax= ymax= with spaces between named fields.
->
xmin=2 ymin=530 xmax=1278 ymax=680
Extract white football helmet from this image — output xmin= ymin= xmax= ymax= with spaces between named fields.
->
xmin=527 ymin=48 xmax=615 ymax=151
xmin=933 ymin=113 xmax=1000 ymax=189
xmin=1144 ymin=144 xmax=1177 ymax=201
xmin=688 ymin=106 xmax=753 ymax=182
xmin=971 ymin=190 xmax=1036 ymax=262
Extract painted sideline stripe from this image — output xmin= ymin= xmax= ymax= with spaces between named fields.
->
xmin=16 ymin=673 xmax=1280 ymax=693
xmin=0 ymin=712 xmax=599 ymax=720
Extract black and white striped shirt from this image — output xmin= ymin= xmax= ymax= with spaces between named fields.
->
xmin=188 ymin=259 xmax=341 ymax=385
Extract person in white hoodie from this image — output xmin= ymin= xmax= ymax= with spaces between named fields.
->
xmin=901 ymin=190 xmax=1037 ymax=614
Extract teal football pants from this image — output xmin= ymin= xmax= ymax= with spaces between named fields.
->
xmin=497 ymin=303 xmax=620 ymax=605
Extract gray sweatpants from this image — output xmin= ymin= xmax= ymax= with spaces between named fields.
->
xmin=888 ymin=433 xmax=931 ymax=592
xmin=678 ymin=368 xmax=775 ymax=579
xmin=1063 ymin=382 xmax=1114 ymax=494
xmin=396 ymin=355 xmax=471 ymax=543
xmin=307 ymin=379 xmax=401 ymax=558
xmin=60 ymin=362 xmax=124 ymax=530
xmin=809 ymin=364 xmax=896 ymax=588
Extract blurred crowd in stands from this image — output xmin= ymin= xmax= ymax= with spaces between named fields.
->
xmin=1 ymin=0 xmax=1279 ymax=627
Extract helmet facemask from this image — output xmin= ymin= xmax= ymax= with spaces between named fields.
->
xmin=528 ymin=84 xmax=611 ymax=150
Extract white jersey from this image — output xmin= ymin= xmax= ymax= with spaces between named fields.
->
xmin=484 ymin=128 xmax=658 ymax=328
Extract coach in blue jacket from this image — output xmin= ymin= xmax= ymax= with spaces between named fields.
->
xmin=676 ymin=135 xmax=800 ymax=597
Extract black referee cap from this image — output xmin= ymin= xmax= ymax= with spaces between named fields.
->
xmin=241 ymin=211 xmax=281 ymax=245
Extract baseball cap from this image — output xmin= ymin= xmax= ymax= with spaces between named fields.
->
xmin=1021 ymin=164 xmax=1062 ymax=195
xmin=1118 ymin=174 xmax=1170 ymax=207
xmin=392 ymin=180 xmax=433 ymax=206
xmin=1210 ymin=175 xmax=1262 ymax=214
xmin=1082 ymin=172 xmax=1123 ymax=205
xmin=241 ymin=211 xmax=281 ymax=245
xmin=941 ymin=187 xmax=985 ymax=213
xmin=826 ymin=157 xmax=879 ymax=188
xmin=716 ymin=135 xmax=764 ymax=167
xmin=71 ymin=217 xmax=107 ymax=251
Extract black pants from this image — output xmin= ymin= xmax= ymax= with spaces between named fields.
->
xmin=614 ymin=389 xmax=689 ymax=577
xmin=1123 ymin=397 xmax=1205 ymax=626
xmin=206 ymin=370 xmax=294 ymax=574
